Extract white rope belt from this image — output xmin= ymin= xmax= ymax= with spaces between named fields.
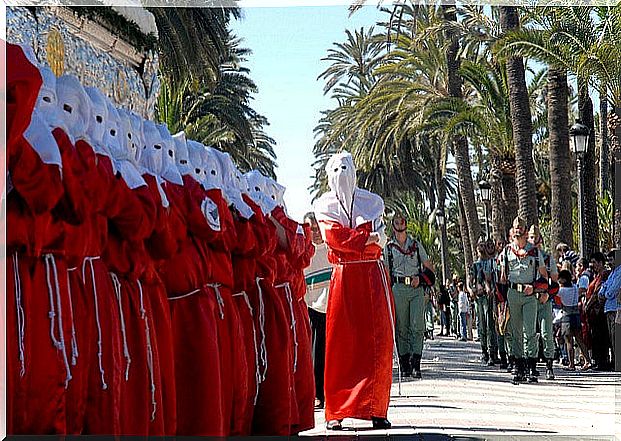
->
xmin=233 ymin=290 xmax=261 ymax=404
xmin=168 ymin=287 xmax=201 ymax=301
xmin=44 ymin=253 xmax=72 ymax=388
xmin=336 ymin=258 xmax=381 ymax=265
xmin=110 ymin=272 xmax=131 ymax=381
xmin=82 ymin=256 xmax=107 ymax=389
xmin=13 ymin=253 xmax=25 ymax=377
xmin=206 ymin=283 xmax=225 ymax=320
xmin=255 ymin=277 xmax=268 ymax=382
xmin=169 ymin=284 xmax=225 ymax=319
xmin=66 ymin=267 xmax=79 ymax=367
xmin=137 ymin=280 xmax=157 ymax=421
xmin=275 ymin=282 xmax=298 ymax=373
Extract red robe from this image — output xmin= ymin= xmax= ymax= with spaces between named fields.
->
xmin=158 ymin=175 xmax=225 ymax=436
xmin=102 ymin=181 xmax=158 ymax=436
xmin=230 ymin=207 xmax=260 ymax=435
xmin=320 ymin=220 xmax=395 ymax=421
xmin=8 ymin=125 xmax=87 ymax=434
xmin=250 ymin=206 xmax=295 ymax=436
xmin=7 ymin=44 xmax=67 ymax=434
xmin=270 ymin=207 xmax=316 ymax=433
xmin=142 ymin=175 xmax=178 ymax=436
xmin=198 ymin=189 xmax=252 ymax=437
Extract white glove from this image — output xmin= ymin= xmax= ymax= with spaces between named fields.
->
xmin=201 ymin=196 xmax=221 ymax=231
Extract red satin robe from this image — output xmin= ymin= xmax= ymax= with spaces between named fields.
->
xmin=250 ymin=208 xmax=295 ymax=436
xmin=158 ymin=175 xmax=225 ymax=436
xmin=320 ymin=220 xmax=395 ymax=422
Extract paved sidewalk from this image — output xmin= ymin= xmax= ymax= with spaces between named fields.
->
xmin=301 ymin=330 xmax=621 ymax=439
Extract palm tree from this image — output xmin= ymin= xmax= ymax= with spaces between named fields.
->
xmin=156 ymin=36 xmax=276 ymax=176
xmin=149 ymin=6 xmax=241 ymax=86
xmin=441 ymin=4 xmax=481 ymax=263
xmin=498 ymin=6 xmax=538 ymax=227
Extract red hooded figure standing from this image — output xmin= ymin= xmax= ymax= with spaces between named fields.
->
xmin=7 ymin=44 xmax=66 ymax=434
xmin=313 ymin=151 xmax=395 ymax=431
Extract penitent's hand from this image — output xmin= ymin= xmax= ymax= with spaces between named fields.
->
xmin=365 ymin=232 xmax=380 ymax=246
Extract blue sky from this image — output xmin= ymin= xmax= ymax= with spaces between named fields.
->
xmin=230 ymin=5 xmax=385 ymax=222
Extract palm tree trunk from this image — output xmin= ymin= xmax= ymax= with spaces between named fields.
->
xmin=577 ymin=79 xmax=600 ymax=255
xmin=442 ymin=5 xmax=482 ymax=262
xmin=434 ymin=156 xmax=450 ymax=284
xmin=457 ymin=188 xmax=474 ymax=272
xmin=489 ymin=162 xmax=506 ymax=240
xmin=599 ymin=82 xmax=609 ymax=196
xmin=500 ymin=6 xmax=538 ymax=227
xmin=608 ymin=107 xmax=621 ymax=248
xmin=547 ymin=67 xmax=574 ymax=249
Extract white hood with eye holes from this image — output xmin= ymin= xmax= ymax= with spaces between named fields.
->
xmin=85 ymin=86 xmax=111 ymax=158
xmin=314 ymin=151 xmax=384 ymax=230
xmin=244 ymin=170 xmax=277 ymax=215
xmin=105 ymin=103 xmax=146 ymax=190
xmin=172 ymin=131 xmax=192 ymax=176
xmin=157 ymin=123 xmax=184 ymax=186
xmin=35 ymin=66 xmax=66 ymax=132
xmin=214 ymin=150 xmax=254 ymax=219
xmin=140 ymin=120 xmax=169 ymax=207
xmin=187 ymin=140 xmax=207 ymax=186
xmin=56 ymin=74 xmax=91 ymax=144
xmin=202 ymin=146 xmax=223 ymax=191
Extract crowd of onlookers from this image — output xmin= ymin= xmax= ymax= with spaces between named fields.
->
xmin=430 ymin=242 xmax=619 ymax=373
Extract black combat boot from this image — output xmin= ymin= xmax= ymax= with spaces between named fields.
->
xmin=399 ymin=353 xmax=412 ymax=377
xmin=508 ymin=355 xmax=516 ymax=374
xmin=480 ymin=349 xmax=489 ymax=365
xmin=512 ymin=358 xmax=526 ymax=384
xmin=499 ymin=353 xmax=508 ymax=370
xmin=488 ymin=349 xmax=499 ymax=366
xmin=528 ymin=358 xmax=539 ymax=383
xmin=545 ymin=358 xmax=555 ymax=380
xmin=411 ymin=353 xmax=422 ymax=379
xmin=530 ymin=357 xmax=540 ymax=377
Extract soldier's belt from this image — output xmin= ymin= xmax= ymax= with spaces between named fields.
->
xmin=394 ymin=276 xmax=415 ymax=285
xmin=509 ymin=282 xmax=532 ymax=293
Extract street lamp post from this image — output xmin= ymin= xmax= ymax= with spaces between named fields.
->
xmin=479 ymin=179 xmax=492 ymax=239
xmin=436 ymin=210 xmax=448 ymax=285
xmin=569 ymin=119 xmax=590 ymax=258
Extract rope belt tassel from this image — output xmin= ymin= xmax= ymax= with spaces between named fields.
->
xmin=44 ymin=254 xmax=72 ymax=388
xmin=276 ymin=282 xmax=298 ymax=373
xmin=137 ymin=280 xmax=157 ymax=421
xmin=83 ymin=257 xmax=107 ymax=389
xmin=255 ymin=277 xmax=268 ymax=382
xmin=110 ymin=272 xmax=131 ymax=381
xmin=13 ymin=253 xmax=26 ymax=377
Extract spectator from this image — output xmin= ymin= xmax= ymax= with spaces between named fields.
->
xmin=586 ymin=252 xmax=612 ymax=370
xmin=438 ymin=283 xmax=452 ymax=336
xmin=303 ymin=212 xmax=333 ymax=409
xmin=558 ymin=270 xmax=593 ymax=371
xmin=458 ymin=282 xmax=469 ymax=342
xmin=557 ymin=243 xmax=579 ymax=267
xmin=598 ymin=254 xmax=621 ymax=371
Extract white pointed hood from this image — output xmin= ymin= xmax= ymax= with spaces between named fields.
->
xmin=244 ymin=170 xmax=277 ymax=215
xmin=172 ymin=131 xmax=192 ymax=176
xmin=106 ymin=103 xmax=145 ymax=190
xmin=84 ymin=86 xmax=111 ymax=158
xmin=157 ymin=123 xmax=184 ymax=186
xmin=141 ymin=120 xmax=169 ymax=207
xmin=215 ymin=150 xmax=254 ymax=219
xmin=202 ymin=146 xmax=223 ymax=190
xmin=56 ymin=74 xmax=91 ymax=143
xmin=187 ymin=139 xmax=207 ymax=185
xmin=314 ymin=151 xmax=384 ymax=229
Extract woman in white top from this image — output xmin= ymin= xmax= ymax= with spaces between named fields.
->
xmin=558 ymin=270 xmax=592 ymax=371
